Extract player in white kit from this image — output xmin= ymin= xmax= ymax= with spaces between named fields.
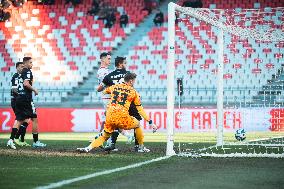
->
xmin=94 ymin=52 xmax=133 ymax=150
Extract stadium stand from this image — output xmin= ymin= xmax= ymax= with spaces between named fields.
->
xmin=0 ymin=0 xmax=283 ymax=106
xmin=0 ymin=0 xmax=147 ymax=104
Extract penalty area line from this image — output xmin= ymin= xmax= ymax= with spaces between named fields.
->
xmin=35 ymin=155 xmax=171 ymax=189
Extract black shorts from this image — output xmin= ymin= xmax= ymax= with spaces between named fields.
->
xmin=11 ymin=98 xmax=16 ymax=114
xmin=15 ymin=97 xmax=37 ymax=121
xmin=129 ymin=103 xmax=142 ymax=121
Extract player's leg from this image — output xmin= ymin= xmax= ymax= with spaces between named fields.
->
xmin=19 ymin=119 xmax=30 ymax=144
xmin=134 ymin=131 xmax=139 ymax=152
xmin=103 ymin=110 xmax=120 ymax=151
xmin=90 ymin=131 xmax=112 ymax=149
xmin=134 ymin=126 xmax=150 ymax=153
xmin=104 ymin=110 xmax=134 ymax=151
xmin=92 ymin=112 xmax=105 ymax=141
xmin=14 ymin=99 xmax=31 ymax=146
xmin=7 ymin=120 xmax=22 ymax=149
xmin=14 ymin=119 xmax=30 ymax=146
xmin=8 ymin=97 xmax=27 ymax=149
xmin=14 ymin=99 xmax=34 ymax=146
xmin=91 ymin=111 xmax=107 ymax=149
xmin=78 ymin=111 xmax=115 ymax=153
xmin=98 ymin=112 xmax=106 ymax=134
xmin=92 ymin=98 xmax=108 ymax=142
xmin=14 ymin=99 xmax=30 ymax=145
xmin=99 ymin=98 xmax=121 ymax=150
xmin=121 ymin=116 xmax=150 ymax=153
xmin=99 ymin=117 xmax=105 ymax=133
xmin=24 ymin=101 xmax=45 ymax=147
xmin=77 ymin=130 xmax=112 ymax=153
xmin=132 ymin=118 xmax=140 ymax=151
xmin=119 ymin=129 xmax=134 ymax=144
xmin=31 ymin=117 xmax=46 ymax=147
xmin=106 ymin=129 xmax=134 ymax=150
xmin=104 ymin=130 xmax=119 ymax=151
xmin=128 ymin=104 xmax=142 ymax=151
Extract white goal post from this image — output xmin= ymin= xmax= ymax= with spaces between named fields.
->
xmin=166 ymin=2 xmax=284 ymax=156
xmin=166 ymin=2 xmax=176 ymax=156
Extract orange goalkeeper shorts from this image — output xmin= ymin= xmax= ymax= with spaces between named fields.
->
xmin=104 ymin=106 xmax=140 ymax=133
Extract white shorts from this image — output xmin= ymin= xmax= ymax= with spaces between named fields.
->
xmin=101 ymin=97 xmax=111 ymax=109
xmin=101 ymin=97 xmax=110 ymax=121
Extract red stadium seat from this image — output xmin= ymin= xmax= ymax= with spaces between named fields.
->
xmin=223 ymin=73 xmax=233 ymax=79
xmin=159 ymin=74 xmax=167 ymax=80
xmin=265 ymin=63 xmax=274 ymax=69
xmin=187 ymin=69 xmax=197 ymax=75
xmin=141 ymin=60 xmax=151 ymax=65
xmin=233 ymin=63 xmax=242 ymax=69
xmin=252 ymin=68 xmax=262 ymax=74
xmin=148 ymin=69 xmax=157 ymax=75
xmin=128 ymin=65 xmax=138 ymax=70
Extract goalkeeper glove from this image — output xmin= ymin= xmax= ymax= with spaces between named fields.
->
xmin=149 ymin=120 xmax=157 ymax=133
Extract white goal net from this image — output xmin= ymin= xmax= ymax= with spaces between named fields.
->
xmin=167 ymin=2 xmax=284 ymax=158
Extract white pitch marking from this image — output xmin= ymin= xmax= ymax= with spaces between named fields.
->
xmin=35 ymin=156 xmax=171 ymax=189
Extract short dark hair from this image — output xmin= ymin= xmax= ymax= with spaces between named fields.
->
xmin=23 ymin=57 xmax=32 ymax=62
xmin=115 ymin=56 xmax=126 ymax=67
xmin=124 ymin=72 xmax=137 ymax=82
xmin=100 ymin=52 xmax=111 ymax=59
xmin=16 ymin=62 xmax=23 ymax=68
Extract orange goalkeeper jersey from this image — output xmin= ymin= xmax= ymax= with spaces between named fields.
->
xmin=103 ymin=83 xmax=150 ymax=122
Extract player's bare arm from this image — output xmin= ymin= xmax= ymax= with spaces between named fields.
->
xmin=97 ymin=84 xmax=104 ymax=92
xmin=11 ymin=87 xmax=18 ymax=95
xmin=23 ymin=80 xmax=38 ymax=95
xmin=134 ymin=92 xmax=158 ymax=132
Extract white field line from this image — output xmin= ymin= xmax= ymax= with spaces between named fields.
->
xmin=248 ymin=136 xmax=284 ymax=143
xmin=179 ymin=152 xmax=284 ymax=158
xmin=224 ymin=136 xmax=284 ymax=146
xmin=35 ymin=156 xmax=171 ymax=189
xmin=224 ymin=143 xmax=284 ymax=147
xmin=201 ymin=153 xmax=284 ymax=158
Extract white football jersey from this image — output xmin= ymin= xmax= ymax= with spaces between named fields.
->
xmin=97 ymin=66 xmax=111 ymax=101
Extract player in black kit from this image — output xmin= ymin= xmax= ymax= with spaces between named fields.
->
xmin=9 ymin=62 xmax=31 ymax=147
xmin=7 ymin=61 xmax=30 ymax=149
xmin=97 ymin=56 xmax=141 ymax=151
xmin=7 ymin=57 xmax=46 ymax=149
xmin=10 ymin=62 xmax=24 ymax=114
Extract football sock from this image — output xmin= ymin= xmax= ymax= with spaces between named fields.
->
xmin=120 ymin=130 xmax=131 ymax=138
xmin=106 ymin=137 xmax=112 ymax=144
xmin=110 ymin=131 xmax=119 ymax=144
xmin=99 ymin=121 xmax=105 ymax=132
xmin=134 ymin=127 xmax=144 ymax=145
xmin=134 ymin=131 xmax=138 ymax=146
xmin=10 ymin=128 xmax=18 ymax=140
xmin=15 ymin=128 xmax=22 ymax=140
xmin=90 ymin=131 xmax=111 ymax=149
xmin=20 ymin=122 xmax=28 ymax=142
xmin=15 ymin=122 xmax=28 ymax=141
xmin=94 ymin=132 xmax=102 ymax=139
xmin=33 ymin=133 xmax=38 ymax=143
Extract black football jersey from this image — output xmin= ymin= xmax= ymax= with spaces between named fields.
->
xmin=129 ymin=102 xmax=142 ymax=120
xmin=102 ymin=68 xmax=129 ymax=87
xmin=11 ymin=73 xmax=20 ymax=98
xmin=17 ymin=68 xmax=34 ymax=99
xmin=103 ymin=68 xmax=142 ymax=120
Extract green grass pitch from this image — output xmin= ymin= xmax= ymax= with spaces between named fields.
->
xmin=0 ymin=132 xmax=284 ymax=189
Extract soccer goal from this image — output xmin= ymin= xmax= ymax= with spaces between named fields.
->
xmin=167 ymin=2 xmax=284 ymax=157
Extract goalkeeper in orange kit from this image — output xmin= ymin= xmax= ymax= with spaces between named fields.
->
xmin=77 ymin=72 xmax=157 ymax=153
